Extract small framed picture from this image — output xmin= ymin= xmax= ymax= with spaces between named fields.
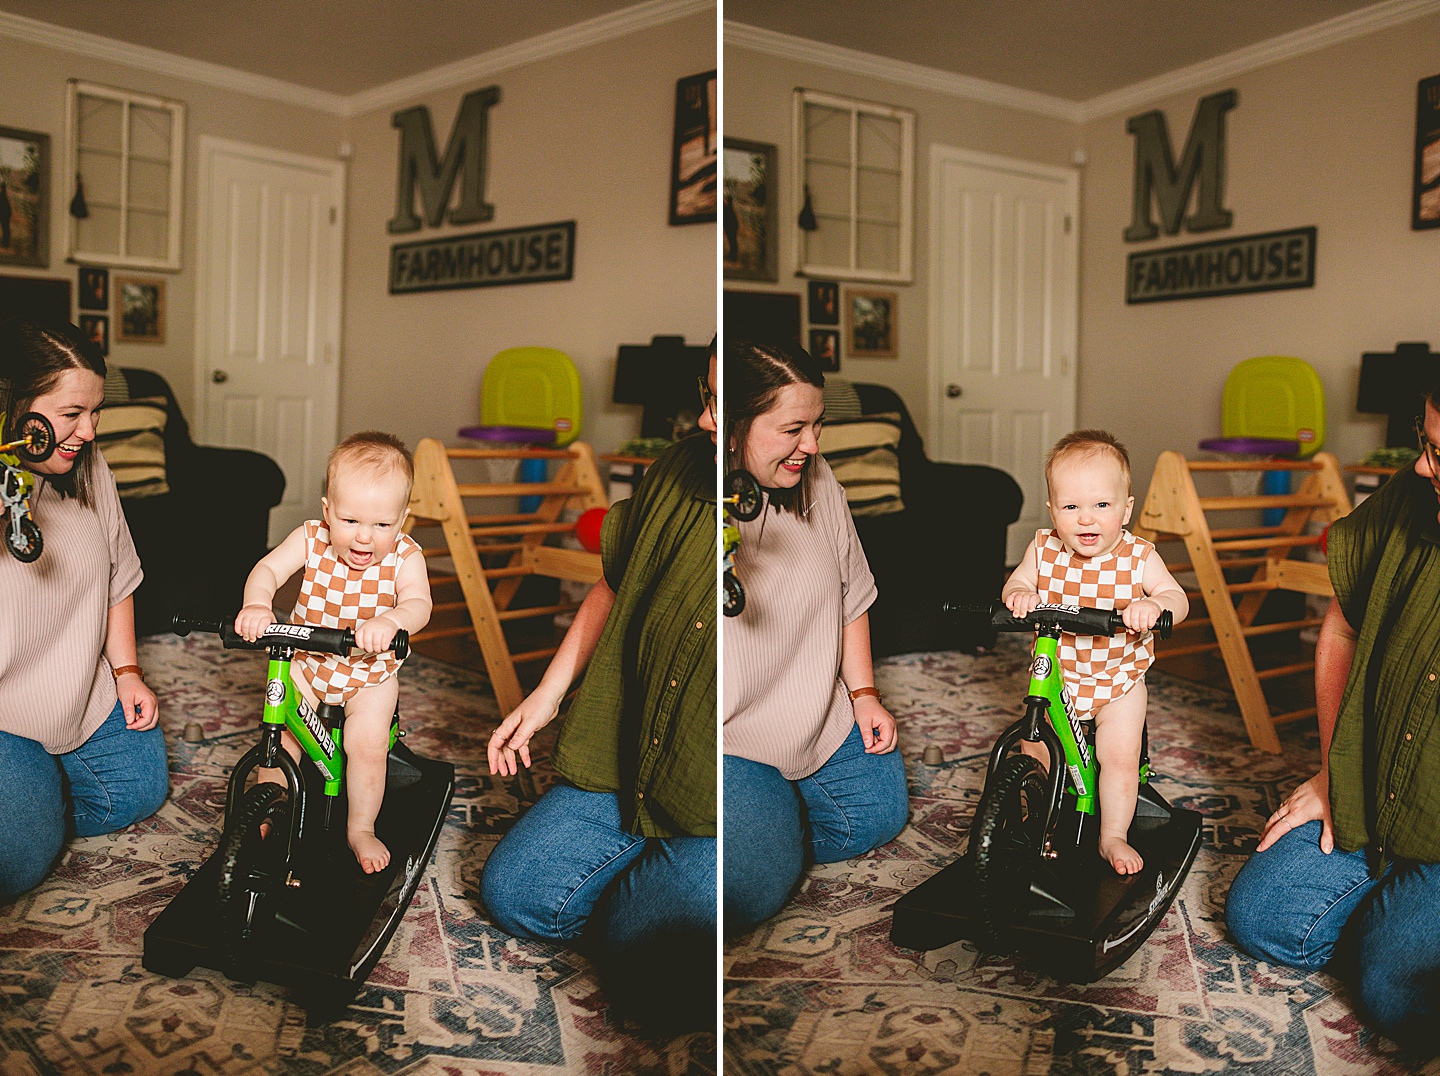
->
xmin=809 ymin=328 xmax=840 ymax=372
xmin=669 ymin=70 xmax=717 ymax=226
xmin=846 ymin=289 xmax=898 ymax=358
xmin=807 ymin=280 xmax=839 ymax=325
xmin=78 ymin=313 xmax=108 ymax=355
xmin=722 ymin=138 xmax=777 ymax=281
xmin=0 ymin=125 xmax=49 ymax=268
xmin=115 ymin=275 xmax=165 ymax=343
xmin=1414 ymin=73 xmax=1440 ymax=229
xmin=78 ymin=266 xmax=108 ymax=310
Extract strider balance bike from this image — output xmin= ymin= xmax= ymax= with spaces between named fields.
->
xmin=891 ymin=603 xmax=1203 ymax=981
xmin=0 ymin=410 xmax=54 ymax=562
xmin=723 ymin=469 xmax=761 ymax=616
xmin=144 ymin=616 xmax=455 ymax=1010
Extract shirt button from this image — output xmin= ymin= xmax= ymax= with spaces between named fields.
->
xmin=670 ymin=679 xmax=677 ymax=687
xmin=652 ymin=737 xmax=660 ymax=746
xmin=1430 ymin=674 xmax=1436 ymax=682
xmin=1407 ymin=733 xmax=1414 ymax=741
xmin=695 ymin=620 xmax=704 ymax=629
xmin=636 ymin=791 xmax=644 ymax=800
xmin=1390 ymin=792 xmax=1396 ymax=800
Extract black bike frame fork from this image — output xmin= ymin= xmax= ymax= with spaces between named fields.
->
xmin=985 ymin=693 xmax=1069 ymax=838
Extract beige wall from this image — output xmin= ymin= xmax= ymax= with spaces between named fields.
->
xmin=0 ymin=35 xmax=343 ymax=417
xmin=724 ymin=43 xmax=1079 ymax=438
xmin=1078 ymin=12 xmax=1440 ymax=496
xmin=340 ymin=9 xmax=717 ymax=455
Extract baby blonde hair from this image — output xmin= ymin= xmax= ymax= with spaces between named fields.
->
xmin=325 ymin=431 xmax=415 ymax=499
xmin=1045 ymin=429 xmax=1131 ymax=497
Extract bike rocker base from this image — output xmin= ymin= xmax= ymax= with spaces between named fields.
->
xmin=890 ymin=783 xmax=1203 ymax=982
xmin=142 ymin=741 xmax=454 ymax=1012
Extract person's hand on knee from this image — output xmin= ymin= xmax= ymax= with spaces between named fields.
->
xmin=1258 ymin=771 xmax=1333 ymax=853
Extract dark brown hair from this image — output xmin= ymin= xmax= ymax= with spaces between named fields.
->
xmin=0 ymin=320 xmax=107 ymax=505
xmin=325 ymin=430 xmax=415 ymax=500
xmin=724 ymin=339 xmax=825 ymax=515
xmin=1044 ymin=428 xmax=1132 ymax=497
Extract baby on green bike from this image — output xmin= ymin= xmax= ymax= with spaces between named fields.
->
xmin=235 ymin=432 xmax=432 ymax=875
xmin=1003 ymin=430 xmax=1188 ymax=876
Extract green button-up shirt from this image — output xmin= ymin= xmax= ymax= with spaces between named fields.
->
xmin=1328 ymin=463 xmax=1440 ymax=866
xmin=552 ymin=434 xmax=716 ymax=838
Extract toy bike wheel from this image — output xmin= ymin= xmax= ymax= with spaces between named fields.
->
xmin=725 ymin=470 xmax=762 ymax=522
xmin=723 ymin=570 xmax=745 ymax=617
xmin=16 ymin=412 xmax=54 ymax=463
xmin=7 ymin=515 xmax=41 ymax=563
xmin=216 ymin=783 xmax=291 ymax=959
xmin=969 ymin=754 xmax=1048 ymax=952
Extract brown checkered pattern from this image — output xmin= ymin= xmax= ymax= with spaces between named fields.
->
xmin=290 ymin=520 xmax=420 ymax=705
xmin=1034 ymin=528 xmax=1156 ymax=717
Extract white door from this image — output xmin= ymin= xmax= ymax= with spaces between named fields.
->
xmin=928 ymin=146 xmax=1078 ymax=564
xmin=195 ymin=136 xmax=345 ymax=546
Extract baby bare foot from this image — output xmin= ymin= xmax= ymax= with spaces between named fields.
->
xmin=1100 ymin=834 xmax=1144 ymax=875
xmin=349 ymin=829 xmax=391 ymax=874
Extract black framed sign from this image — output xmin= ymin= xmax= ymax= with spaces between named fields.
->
xmin=389 ymin=221 xmax=575 ymax=294
xmin=1414 ymin=73 xmax=1440 ymax=230
xmin=1126 ymin=226 xmax=1316 ymax=304
xmin=669 ymin=70 xmax=716 ymax=225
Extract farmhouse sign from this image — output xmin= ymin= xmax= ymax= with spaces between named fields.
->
xmin=1126 ymin=226 xmax=1315 ymax=304
xmin=1125 ymin=89 xmax=1236 ymax=242
xmin=389 ymin=221 xmax=575 ymax=294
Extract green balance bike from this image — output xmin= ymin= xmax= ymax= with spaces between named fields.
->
xmin=891 ymin=603 xmax=1203 ymax=981
xmin=0 ymin=410 xmax=55 ymax=562
xmin=144 ymin=616 xmax=455 ymax=1011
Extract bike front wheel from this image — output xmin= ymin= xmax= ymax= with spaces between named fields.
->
xmin=216 ymin=783 xmax=292 ymax=963
xmin=6 ymin=514 xmax=40 ymax=562
xmin=969 ymin=753 xmax=1048 ymax=952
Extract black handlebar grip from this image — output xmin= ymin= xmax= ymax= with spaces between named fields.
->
xmin=391 ymin=629 xmax=410 ymax=661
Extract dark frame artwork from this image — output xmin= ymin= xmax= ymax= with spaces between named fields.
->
xmin=809 ymin=328 xmax=840 ymax=371
xmin=669 ymin=70 xmax=717 ymax=226
xmin=807 ymin=279 xmax=839 ymax=325
xmin=78 ymin=313 xmax=108 ymax=355
xmin=846 ymin=289 xmax=898 ymax=358
xmin=78 ymin=265 xmax=108 ymax=311
xmin=0 ymin=126 xmax=49 ymax=268
xmin=722 ymin=138 xmax=777 ymax=281
xmin=1414 ymin=73 xmax=1440 ymax=230
xmin=115 ymin=275 xmax=165 ymax=343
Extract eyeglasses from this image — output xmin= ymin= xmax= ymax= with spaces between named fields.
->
xmin=697 ymin=376 xmax=715 ymax=420
xmin=1415 ymin=417 xmax=1440 ymax=471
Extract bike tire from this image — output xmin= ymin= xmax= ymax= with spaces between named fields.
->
xmin=969 ymin=754 xmax=1048 ymax=952
xmin=723 ymin=570 xmax=745 ymax=617
xmin=8 ymin=515 xmax=40 ymax=563
xmin=16 ymin=412 xmax=54 ymax=463
xmin=216 ymin=783 xmax=291 ymax=964
xmin=725 ymin=470 xmax=762 ymax=522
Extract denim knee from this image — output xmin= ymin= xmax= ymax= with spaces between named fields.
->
xmin=480 ymin=834 xmax=548 ymax=941
xmin=0 ymin=831 xmax=63 ymax=904
xmin=724 ymin=844 xmax=801 ymax=935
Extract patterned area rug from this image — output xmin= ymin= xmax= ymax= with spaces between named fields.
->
xmin=723 ymin=638 xmax=1435 ymax=1076
xmin=0 ymin=633 xmax=715 ymax=1075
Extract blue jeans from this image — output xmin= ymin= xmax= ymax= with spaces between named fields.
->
xmin=0 ymin=699 xmax=169 ymax=903
xmin=1227 ymin=820 xmax=1440 ymax=1050
xmin=480 ymin=783 xmax=716 ymax=1033
xmin=724 ymin=721 xmax=909 ymax=934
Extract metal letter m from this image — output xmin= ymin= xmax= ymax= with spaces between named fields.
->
xmin=388 ymin=86 xmax=500 ymax=234
xmin=1124 ymin=89 xmax=1237 ymax=242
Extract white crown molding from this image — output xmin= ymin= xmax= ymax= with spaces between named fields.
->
xmin=1077 ymin=0 xmax=1440 ymax=120
xmin=0 ymin=8 xmax=347 ymax=114
xmin=0 ymin=0 xmax=714 ymax=119
xmin=345 ymin=0 xmax=715 ymax=116
xmin=728 ymin=0 xmax=1440 ymax=127
xmin=724 ymin=20 xmax=1082 ymax=123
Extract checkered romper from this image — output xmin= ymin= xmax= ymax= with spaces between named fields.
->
xmin=291 ymin=520 xmax=420 ymax=705
xmin=1034 ymin=528 xmax=1156 ymax=718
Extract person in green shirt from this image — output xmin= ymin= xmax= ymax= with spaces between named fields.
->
xmin=480 ymin=348 xmax=716 ymax=1035
xmin=1227 ymin=388 xmax=1440 ymax=1052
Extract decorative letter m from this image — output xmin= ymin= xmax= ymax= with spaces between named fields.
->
xmin=388 ymin=86 xmax=500 ymax=234
xmin=1124 ymin=89 xmax=1237 ymax=242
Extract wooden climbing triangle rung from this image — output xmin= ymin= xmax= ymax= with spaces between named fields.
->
xmin=405 ymin=437 xmax=607 ymax=716
xmin=1134 ymin=449 xmax=1350 ymax=754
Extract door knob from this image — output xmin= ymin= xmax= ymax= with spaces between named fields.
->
xmin=211 ymin=370 xmax=229 ymax=384
xmin=945 ymin=383 xmax=963 ymax=398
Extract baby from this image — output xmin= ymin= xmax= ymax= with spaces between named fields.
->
xmin=1002 ymin=429 xmax=1187 ymax=875
xmin=235 ymin=431 xmax=432 ymax=874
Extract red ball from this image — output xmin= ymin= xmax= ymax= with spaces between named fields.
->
xmin=576 ymin=507 xmax=607 ymax=554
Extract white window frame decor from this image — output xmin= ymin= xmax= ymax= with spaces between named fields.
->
xmin=66 ymin=80 xmax=186 ymax=271
xmin=792 ymin=88 xmax=914 ymax=284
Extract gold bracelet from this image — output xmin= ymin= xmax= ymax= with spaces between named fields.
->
xmin=848 ymin=686 xmax=881 ymax=702
xmin=111 ymin=664 xmax=144 ymax=681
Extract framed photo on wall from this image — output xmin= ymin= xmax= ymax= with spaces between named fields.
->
xmin=78 ymin=266 xmax=108 ymax=310
xmin=0 ymin=126 xmax=49 ymax=268
xmin=78 ymin=313 xmax=108 ymax=355
xmin=846 ymin=289 xmax=898 ymax=358
xmin=723 ymin=138 xmax=778 ymax=281
xmin=669 ymin=70 xmax=716 ymax=225
xmin=115 ymin=275 xmax=165 ymax=343
xmin=1414 ymin=73 xmax=1440 ymax=229
xmin=807 ymin=279 xmax=839 ymax=324
xmin=809 ymin=328 xmax=840 ymax=371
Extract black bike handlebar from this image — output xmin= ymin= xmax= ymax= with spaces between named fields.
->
xmin=171 ymin=614 xmax=410 ymax=660
xmin=987 ymin=603 xmax=1172 ymax=640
